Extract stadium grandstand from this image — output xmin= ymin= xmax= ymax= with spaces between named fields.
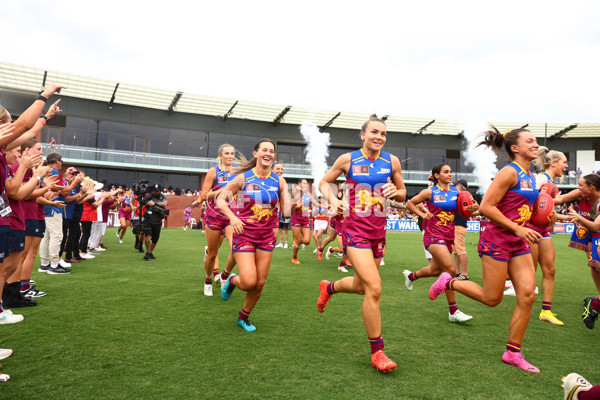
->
xmin=0 ymin=61 xmax=597 ymax=197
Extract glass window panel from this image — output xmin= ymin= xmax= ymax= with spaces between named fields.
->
xmin=67 ymin=130 xmax=87 ymax=147
xmin=66 ymin=116 xmax=89 ymax=130
xmin=209 ymin=132 xmax=225 ymax=143
xmin=47 ymin=128 xmax=60 ymax=145
xmin=151 ymin=126 xmax=169 ymax=137
xmin=170 ymin=129 xmax=188 ymax=140
xmin=169 ymin=140 xmax=187 ymax=156
xmin=189 ymin=131 xmax=208 ymax=142
xmin=150 ymin=138 xmax=169 ymax=155
xmin=208 ymin=143 xmax=220 ymax=158
xmin=109 ymin=133 xmax=131 ymax=151
xmin=130 ymin=124 xmax=150 ymax=136
xmin=110 ymin=121 xmax=130 ymax=134
xmin=431 ymin=148 xmax=445 ymax=158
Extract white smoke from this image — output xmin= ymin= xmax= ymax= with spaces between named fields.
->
xmin=462 ymin=120 xmax=498 ymax=196
xmin=300 ymin=121 xmax=331 ymax=196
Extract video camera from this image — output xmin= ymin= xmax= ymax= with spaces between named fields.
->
xmin=132 ymin=179 xmax=149 ymax=197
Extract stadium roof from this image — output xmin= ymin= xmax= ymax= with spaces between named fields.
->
xmin=0 ymin=62 xmax=598 ymax=139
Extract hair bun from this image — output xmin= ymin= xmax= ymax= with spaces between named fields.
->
xmin=369 ymin=113 xmax=378 ymax=119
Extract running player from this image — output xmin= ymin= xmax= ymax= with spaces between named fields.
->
xmin=199 ymin=144 xmax=236 ymax=296
xmin=316 ymin=114 xmax=406 ymax=373
xmin=404 ymin=163 xmax=476 ymax=323
xmin=529 ymin=146 xmax=569 ymax=325
xmin=566 ymin=174 xmax=600 ymax=329
xmin=312 ymin=196 xmax=329 ymax=260
xmin=429 ymin=126 xmax=546 ymax=373
xmin=290 ymin=179 xmax=313 ymax=264
xmin=218 ymin=139 xmax=290 ymax=332
xmin=117 ymin=190 xmax=133 ymax=243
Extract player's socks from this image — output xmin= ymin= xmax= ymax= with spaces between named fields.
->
xmin=221 ymin=270 xmax=230 ymax=282
xmin=542 ymin=301 xmax=552 ymax=311
xmin=592 ymin=297 xmax=600 ymax=310
xmin=20 ymin=280 xmax=31 ymax=292
xmin=369 ymin=336 xmax=384 ymax=354
xmin=580 ymin=386 xmax=600 ymax=400
xmin=408 ymin=272 xmax=418 ymax=281
xmin=506 ymin=341 xmax=520 ymax=352
xmin=448 ymin=302 xmax=458 ymax=315
xmin=205 ymin=276 xmax=212 ymax=285
xmin=238 ymin=308 xmax=250 ymax=321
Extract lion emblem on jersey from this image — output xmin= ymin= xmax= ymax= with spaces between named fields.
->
xmin=436 ymin=211 xmax=455 ymax=226
xmin=576 ymin=226 xmax=589 ymax=239
xmin=354 ymin=189 xmax=385 ymax=213
xmin=248 ymin=204 xmax=273 ymax=223
xmin=514 ymin=204 xmax=532 ymax=226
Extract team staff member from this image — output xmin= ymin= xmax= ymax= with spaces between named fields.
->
xmin=429 ymin=126 xmax=547 ymax=373
xmin=316 ymin=114 xmax=406 ymax=373
xmin=404 ymin=164 xmax=476 ymax=323
xmin=218 ymin=139 xmax=290 ymax=332
xmin=139 ymin=184 xmax=168 ymax=260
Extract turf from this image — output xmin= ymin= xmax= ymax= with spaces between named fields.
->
xmin=1 ymin=230 xmax=597 ymax=399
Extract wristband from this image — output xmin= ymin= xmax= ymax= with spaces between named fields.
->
xmin=36 ymin=94 xmax=48 ymax=103
xmin=38 ymin=117 xmax=47 ymax=126
xmin=40 ymin=115 xmax=49 ymax=122
xmin=35 ymin=176 xmax=41 ymax=181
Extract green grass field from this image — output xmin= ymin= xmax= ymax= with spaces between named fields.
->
xmin=1 ymin=229 xmax=598 ymax=399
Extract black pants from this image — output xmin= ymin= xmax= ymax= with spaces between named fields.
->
xmin=66 ymin=216 xmax=81 ymax=259
xmin=79 ymin=221 xmax=92 ymax=253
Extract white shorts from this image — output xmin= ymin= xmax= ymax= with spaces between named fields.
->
xmin=313 ymin=219 xmax=329 ymax=232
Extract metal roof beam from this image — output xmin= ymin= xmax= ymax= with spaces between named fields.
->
xmin=223 ymin=100 xmax=238 ymax=121
xmin=273 ymin=106 xmax=291 ymax=125
xmin=108 ymin=83 xmax=119 ymax=110
xmin=40 ymin=71 xmax=47 ymax=93
xmin=551 ymin=124 xmax=578 ymax=139
xmin=414 ymin=119 xmax=435 ymax=135
xmin=168 ymin=91 xmax=183 ymax=114
xmin=321 ymin=112 xmax=341 ymax=130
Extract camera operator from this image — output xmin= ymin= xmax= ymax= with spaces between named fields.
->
xmin=131 ymin=180 xmax=148 ymax=253
xmin=138 ymin=184 xmax=167 ymax=260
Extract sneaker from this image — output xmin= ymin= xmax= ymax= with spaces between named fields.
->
xmin=449 ymin=310 xmax=473 ymax=323
xmin=0 ymin=348 xmax=12 ymax=360
xmin=138 ymin=245 xmax=144 ymax=253
xmin=371 ymin=350 xmax=397 ymax=373
xmin=64 ymin=258 xmax=81 ymax=264
xmin=501 ymin=350 xmax=540 ymax=373
xmin=539 ymin=309 xmax=564 ymax=326
xmin=380 ymin=258 xmax=385 ymax=266
xmin=291 ymin=258 xmax=300 ymax=264
xmin=29 ymin=280 xmax=36 ymax=286
xmin=535 ymin=286 xmax=539 ymax=295
xmin=203 ymin=246 xmax=208 ymax=262
xmin=504 ymin=286 xmax=516 ymax=296
xmin=275 ymin=243 xmax=283 ymax=248
xmin=116 ymin=231 xmax=120 ymax=238
xmin=334 ymin=252 xmax=342 ymax=258
xmin=21 ymin=287 xmax=47 ymax=298
xmin=37 ymin=264 xmax=50 ymax=273
xmin=562 ymin=373 xmax=593 ymax=400
xmin=47 ymin=266 xmax=72 ymax=275
xmin=582 ymin=297 xmax=599 ymax=329
xmin=221 ymin=274 xmax=237 ymax=301
xmin=0 ymin=309 xmax=24 ymax=324
xmin=403 ymin=270 xmax=413 ymax=291
xmin=505 ymin=280 xmax=513 ymax=289
xmin=149 ymin=253 xmax=156 ymax=259
xmin=59 ymin=259 xmax=71 ymax=268
xmin=283 ymin=243 xmax=288 ymax=249
xmin=317 ymin=249 xmax=323 ymax=261
xmin=89 ymin=249 xmax=101 ymax=254
xmin=337 ymin=265 xmax=348 ymax=273
xmin=80 ymin=253 xmax=95 ymax=259
xmin=317 ymin=280 xmax=332 ymax=313
xmin=94 ymin=247 xmax=106 ymax=252
xmin=119 ymin=239 xmax=123 ymax=244
xmin=143 ymin=252 xmax=151 ymax=261
xmin=213 ymin=274 xmax=221 ymax=285
xmin=204 ymin=283 xmax=213 ymax=296
xmin=301 ymin=244 xmax=306 ymax=250
xmin=237 ymin=318 xmax=256 ymax=332
xmin=429 ymin=272 xmax=451 ymax=300
xmin=325 ymin=246 xmax=333 ymax=260
xmin=313 ymin=248 xmax=318 ymax=254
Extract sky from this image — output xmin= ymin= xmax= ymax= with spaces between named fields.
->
xmin=2 ymin=0 xmax=600 ymax=124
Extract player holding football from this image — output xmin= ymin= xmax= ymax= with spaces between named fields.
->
xmin=429 ymin=126 xmax=550 ymax=373
xmin=404 ymin=163 xmax=477 ymax=323
xmin=528 ymin=147 xmax=569 ymax=325
xmin=316 ymin=114 xmax=406 ymax=373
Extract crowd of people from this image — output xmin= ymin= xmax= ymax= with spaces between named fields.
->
xmin=2 ymin=90 xmax=600 ymax=394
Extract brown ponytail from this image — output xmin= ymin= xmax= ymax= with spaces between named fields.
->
xmin=477 ymin=124 xmax=530 ymax=160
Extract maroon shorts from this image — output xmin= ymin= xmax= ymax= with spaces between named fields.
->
xmin=232 ymin=234 xmax=276 ymax=253
xmin=423 ymin=233 xmax=454 ymax=254
xmin=205 ymin=215 xmax=230 ymax=234
xmin=478 ymin=239 xmax=531 ymax=262
xmin=342 ymin=232 xmax=385 ymax=259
